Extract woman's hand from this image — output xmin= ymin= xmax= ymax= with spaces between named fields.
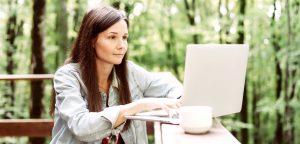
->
xmin=138 ymin=98 xmax=181 ymax=112
xmin=115 ymin=98 xmax=180 ymax=128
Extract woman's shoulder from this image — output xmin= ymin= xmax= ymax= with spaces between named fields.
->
xmin=126 ymin=60 xmax=137 ymax=68
xmin=54 ymin=63 xmax=80 ymax=77
xmin=126 ymin=60 xmax=148 ymax=74
xmin=126 ymin=60 xmax=152 ymax=85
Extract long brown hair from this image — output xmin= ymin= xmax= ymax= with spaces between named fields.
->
xmin=50 ymin=5 xmax=131 ymax=130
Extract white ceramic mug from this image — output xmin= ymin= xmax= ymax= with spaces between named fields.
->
xmin=179 ymin=106 xmax=213 ymax=134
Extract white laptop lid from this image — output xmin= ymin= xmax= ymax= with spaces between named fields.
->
xmin=182 ymin=44 xmax=249 ymax=117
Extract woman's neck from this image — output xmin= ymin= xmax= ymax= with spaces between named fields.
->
xmin=96 ymin=61 xmax=114 ymax=93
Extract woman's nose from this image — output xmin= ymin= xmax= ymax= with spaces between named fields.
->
xmin=117 ymin=38 xmax=127 ymax=49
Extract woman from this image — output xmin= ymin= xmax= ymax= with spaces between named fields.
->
xmin=50 ymin=4 xmax=182 ymax=144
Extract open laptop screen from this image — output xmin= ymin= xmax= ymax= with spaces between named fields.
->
xmin=182 ymin=44 xmax=249 ymax=117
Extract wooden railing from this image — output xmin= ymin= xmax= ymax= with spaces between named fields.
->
xmin=0 ymin=74 xmax=54 ymax=137
xmin=0 ymin=74 xmax=154 ymax=138
xmin=0 ymin=119 xmax=53 ymax=137
xmin=0 ymin=74 xmax=54 ymax=81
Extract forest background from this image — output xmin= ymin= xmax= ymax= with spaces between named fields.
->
xmin=0 ymin=0 xmax=299 ymax=143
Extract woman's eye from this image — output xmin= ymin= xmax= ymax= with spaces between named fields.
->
xmin=123 ymin=36 xmax=128 ymax=40
xmin=108 ymin=36 xmax=116 ymax=39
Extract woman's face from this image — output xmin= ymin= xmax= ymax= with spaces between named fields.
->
xmin=94 ymin=20 xmax=128 ymax=65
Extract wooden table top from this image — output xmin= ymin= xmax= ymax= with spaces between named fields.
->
xmin=160 ymin=120 xmax=240 ymax=144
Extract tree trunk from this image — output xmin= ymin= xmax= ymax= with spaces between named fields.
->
xmin=166 ymin=14 xmax=179 ymax=77
xmin=3 ymin=0 xmax=18 ymax=119
xmin=274 ymin=58 xmax=283 ymax=144
xmin=271 ymin=0 xmax=283 ymax=144
xmin=73 ymin=0 xmax=81 ymax=31
xmin=288 ymin=60 xmax=297 ymax=143
xmin=237 ymin=0 xmax=247 ymax=143
xmin=283 ymin=0 xmax=294 ymax=143
xmin=291 ymin=3 xmax=299 ymax=142
xmin=218 ymin=0 xmax=223 ymax=43
xmin=237 ymin=0 xmax=246 ymax=45
xmin=240 ymin=78 xmax=248 ymax=144
xmin=252 ymin=82 xmax=261 ymax=144
xmin=183 ymin=0 xmax=198 ymax=43
xmin=30 ymin=0 xmax=46 ymax=143
xmin=55 ymin=0 xmax=69 ymax=68
xmin=223 ymin=0 xmax=234 ymax=44
xmin=156 ymin=1 xmax=180 ymax=78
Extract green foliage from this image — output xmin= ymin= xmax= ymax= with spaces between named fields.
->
xmin=147 ymin=135 xmax=155 ymax=144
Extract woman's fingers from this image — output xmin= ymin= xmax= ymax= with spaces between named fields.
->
xmin=139 ymin=98 xmax=181 ymax=112
xmin=163 ymin=98 xmax=181 ymax=109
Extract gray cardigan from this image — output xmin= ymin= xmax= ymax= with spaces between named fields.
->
xmin=50 ymin=61 xmax=183 ymax=144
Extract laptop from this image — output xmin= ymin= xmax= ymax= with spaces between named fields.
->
xmin=125 ymin=44 xmax=249 ymax=124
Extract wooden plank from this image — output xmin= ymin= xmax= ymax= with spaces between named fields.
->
xmin=0 ymin=119 xmax=153 ymax=137
xmin=0 ymin=74 xmax=54 ymax=81
xmin=0 ymin=119 xmax=53 ymax=137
